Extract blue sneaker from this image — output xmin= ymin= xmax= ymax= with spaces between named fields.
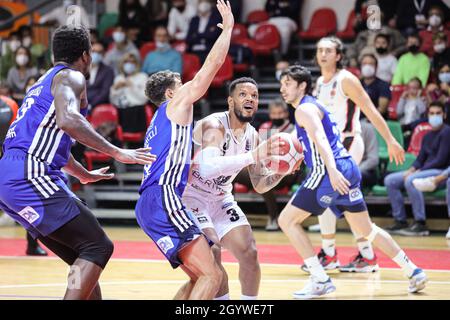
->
xmin=409 ymin=268 xmax=427 ymax=293
xmin=293 ymin=276 xmax=336 ymax=299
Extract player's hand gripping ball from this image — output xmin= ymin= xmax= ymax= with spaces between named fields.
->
xmin=266 ymin=132 xmax=304 ymax=175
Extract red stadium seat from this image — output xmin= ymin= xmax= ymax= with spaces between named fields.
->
xmin=233 ymin=182 xmax=249 ymax=193
xmin=298 ymin=8 xmax=337 ymax=40
xmin=336 ymin=10 xmax=356 ymax=40
xmin=247 ymin=10 xmax=269 ymax=24
xmin=140 ymin=42 xmax=156 ymax=60
xmin=238 ymin=24 xmax=281 ymax=56
xmin=388 ymin=85 xmax=407 ymax=120
xmin=232 ymin=24 xmax=249 ymax=43
xmin=407 ymin=122 xmax=432 ymax=156
xmin=345 ymin=66 xmax=360 ymax=78
xmin=145 ymin=105 xmax=154 ymax=127
xmin=211 ymin=55 xmax=234 ymax=88
xmin=182 ymin=53 xmax=201 ymax=82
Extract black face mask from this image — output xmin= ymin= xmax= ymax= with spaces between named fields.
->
xmin=175 ymin=5 xmax=186 ymax=11
xmin=409 ymin=45 xmax=420 ymax=54
xmin=272 ymin=119 xmax=284 ymax=127
xmin=375 ymin=47 xmax=388 ymax=54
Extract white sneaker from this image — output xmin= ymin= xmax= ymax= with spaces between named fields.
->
xmin=0 ymin=213 xmax=15 ymax=227
xmin=412 ymin=177 xmax=437 ymax=192
xmin=408 ymin=268 xmax=427 ymax=293
xmin=265 ymin=219 xmax=280 ymax=231
xmin=446 ymin=227 xmax=450 ymax=239
xmin=293 ymin=276 xmax=336 ymax=299
xmin=308 ymin=223 xmax=321 ymax=232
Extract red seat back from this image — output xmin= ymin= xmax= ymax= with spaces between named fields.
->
xmin=307 ymin=8 xmax=337 ymax=34
xmin=90 ymin=104 xmax=119 ymax=128
xmin=247 ymin=10 xmax=269 ymax=24
xmin=254 ymin=24 xmax=281 ymax=49
xmin=211 ymin=55 xmax=234 ymax=87
xmin=140 ymin=42 xmax=156 ymax=60
xmin=232 ymin=24 xmax=249 ymax=43
xmin=145 ymin=105 xmax=155 ymax=127
xmin=407 ymin=122 xmax=432 ymax=156
xmin=182 ymin=53 xmax=201 ymax=82
xmin=388 ymin=85 xmax=407 ymax=120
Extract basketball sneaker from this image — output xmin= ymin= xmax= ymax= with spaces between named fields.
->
xmin=293 ymin=276 xmax=336 ymax=299
xmin=408 ymin=268 xmax=427 ymax=293
xmin=301 ymin=249 xmax=340 ymax=273
xmin=446 ymin=227 xmax=450 ymax=239
xmin=339 ymin=253 xmax=379 ymax=273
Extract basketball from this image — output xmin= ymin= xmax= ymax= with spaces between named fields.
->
xmin=266 ymin=132 xmax=304 ymax=175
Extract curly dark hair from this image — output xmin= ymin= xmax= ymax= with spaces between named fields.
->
xmin=52 ymin=25 xmax=91 ymax=64
xmin=228 ymin=77 xmax=258 ymax=96
xmin=145 ymin=70 xmax=181 ymax=106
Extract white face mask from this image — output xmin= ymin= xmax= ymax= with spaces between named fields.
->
xmin=16 ymin=54 xmax=29 ymax=66
xmin=123 ymin=62 xmax=136 ymax=75
xmin=22 ymin=36 xmax=32 ymax=48
xmin=361 ymin=64 xmax=376 ymax=78
xmin=113 ymin=31 xmax=126 ymax=43
xmin=434 ymin=43 xmax=446 ymax=53
xmin=198 ymin=2 xmax=212 ymax=14
xmin=429 ymin=15 xmax=442 ymax=27
xmin=156 ymin=41 xmax=170 ymax=50
xmin=9 ymin=40 xmax=21 ymax=52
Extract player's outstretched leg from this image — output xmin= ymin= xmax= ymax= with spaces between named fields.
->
xmin=222 ymin=225 xmax=260 ymax=300
xmin=344 ymin=211 xmax=427 ymax=293
xmin=279 ymin=204 xmax=336 ymax=299
xmin=178 ymin=235 xmax=223 ymax=300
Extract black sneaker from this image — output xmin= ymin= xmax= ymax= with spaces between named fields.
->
xmin=26 ymin=245 xmax=48 ymax=256
xmin=396 ymin=222 xmax=430 ymax=237
xmin=386 ymin=220 xmax=408 ymax=234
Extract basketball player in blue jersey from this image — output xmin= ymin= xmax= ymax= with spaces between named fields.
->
xmin=0 ymin=25 xmax=155 ymax=300
xmin=277 ymin=65 xmax=427 ymax=299
xmin=135 ymin=0 xmax=234 ymax=300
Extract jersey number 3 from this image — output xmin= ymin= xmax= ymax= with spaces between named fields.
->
xmin=12 ymin=97 xmax=34 ymax=125
xmin=226 ymin=208 xmax=240 ymax=222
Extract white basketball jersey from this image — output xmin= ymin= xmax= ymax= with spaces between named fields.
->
xmin=185 ymin=111 xmax=257 ymax=200
xmin=315 ymin=69 xmax=361 ymax=137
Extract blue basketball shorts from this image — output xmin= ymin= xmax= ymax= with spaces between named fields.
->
xmin=291 ymin=157 xmax=367 ymax=218
xmin=0 ymin=149 xmax=81 ymax=239
xmin=135 ymin=185 xmax=209 ymax=269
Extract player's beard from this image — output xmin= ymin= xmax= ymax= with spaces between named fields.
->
xmin=234 ymin=106 xmax=254 ymax=123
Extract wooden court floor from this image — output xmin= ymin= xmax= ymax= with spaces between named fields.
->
xmin=0 ymin=226 xmax=449 ymax=300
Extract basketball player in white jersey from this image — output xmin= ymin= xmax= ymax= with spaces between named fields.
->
xmin=302 ymin=36 xmax=405 ymax=273
xmin=183 ymin=77 xmax=290 ymax=300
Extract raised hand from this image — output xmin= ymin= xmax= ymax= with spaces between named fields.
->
xmin=216 ymin=0 xmax=234 ymax=31
xmin=114 ymin=147 xmax=157 ymax=165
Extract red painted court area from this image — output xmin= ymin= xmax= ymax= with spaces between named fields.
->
xmin=1 ymin=238 xmax=449 ymax=270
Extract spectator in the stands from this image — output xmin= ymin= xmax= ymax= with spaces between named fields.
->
xmin=360 ymin=53 xmax=391 ymax=118
xmin=353 ymin=0 xmax=399 ymax=33
xmin=248 ymin=0 xmax=301 ymax=56
xmin=392 ymin=33 xmax=430 ymax=87
xmin=385 ymin=101 xmax=450 ymax=236
xmin=6 ymin=46 xmax=38 ymax=103
xmin=411 ymin=166 xmax=450 ymax=239
xmin=186 ymin=0 xmax=221 ymax=63
xmin=119 ymin=0 xmax=147 ymax=32
xmin=431 ymin=32 xmax=450 ymax=73
xmin=373 ymin=34 xmax=398 ymax=83
xmin=0 ymin=31 xmax=21 ymax=80
xmin=40 ymin=0 xmax=90 ymax=28
xmin=87 ymin=42 xmax=115 ymax=111
xmin=104 ymin=25 xmax=141 ymax=75
xmin=142 ymin=26 xmax=182 ymax=75
xmin=18 ymin=25 xmax=49 ymax=72
xmin=419 ymin=5 xmax=450 ymax=57
xmin=110 ymin=53 xmax=148 ymax=134
xmin=397 ymin=77 xmax=427 ymax=126
xmin=275 ymin=60 xmax=290 ymax=81
xmin=425 ymin=64 xmax=450 ymax=122
xmin=89 ymin=29 xmax=100 ymax=45
xmin=360 ymin=118 xmax=379 ymax=189
xmin=145 ymin=0 xmax=171 ymax=29
xmin=167 ymin=0 xmax=197 ymax=41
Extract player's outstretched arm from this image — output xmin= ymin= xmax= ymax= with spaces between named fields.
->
xmin=296 ymin=103 xmax=350 ymax=195
xmin=342 ymin=73 xmax=405 ymax=165
xmin=52 ymin=69 xmax=156 ymax=166
xmin=63 ymin=153 xmax=114 ymax=184
xmin=168 ymin=0 xmax=234 ymax=118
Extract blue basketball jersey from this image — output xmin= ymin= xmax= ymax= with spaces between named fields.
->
xmin=2 ymin=64 xmax=86 ymax=170
xmin=295 ymin=95 xmax=350 ymax=171
xmin=140 ymin=101 xmax=192 ymax=196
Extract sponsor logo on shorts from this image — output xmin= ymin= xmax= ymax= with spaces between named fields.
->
xmin=349 ymin=188 xmax=363 ymax=202
xmin=319 ymin=195 xmax=333 ymax=205
xmin=17 ymin=206 xmax=40 ymax=224
xmin=191 ymin=207 xmax=200 ymax=215
xmin=157 ymin=236 xmax=175 ymax=254
xmin=221 ymin=202 xmax=233 ymax=210
xmin=197 ymin=216 xmax=208 ymax=224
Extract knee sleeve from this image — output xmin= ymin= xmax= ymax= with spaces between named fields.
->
xmin=366 ymin=223 xmax=390 ymax=243
xmin=318 ymin=209 xmax=337 ymax=235
xmin=78 ymin=235 xmax=114 ymax=269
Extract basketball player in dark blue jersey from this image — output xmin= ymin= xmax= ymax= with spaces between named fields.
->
xmin=135 ymin=0 xmax=235 ymax=300
xmin=0 ymin=25 xmax=155 ymax=300
xmin=277 ymin=65 xmax=427 ymax=299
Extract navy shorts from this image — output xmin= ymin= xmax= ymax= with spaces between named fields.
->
xmin=291 ymin=157 xmax=367 ymax=218
xmin=0 ymin=149 xmax=81 ymax=239
xmin=135 ymin=185 xmax=209 ymax=269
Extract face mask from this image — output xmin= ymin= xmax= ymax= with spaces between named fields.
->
xmin=361 ymin=64 xmax=376 ymax=78
xmin=16 ymin=54 xmax=29 ymax=66
xmin=275 ymin=70 xmax=283 ymax=81
xmin=428 ymin=114 xmax=443 ymax=128
xmin=156 ymin=41 xmax=170 ymax=50
xmin=198 ymin=2 xmax=212 ymax=14
xmin=438 ymin=72 xmax=450 ymax=83
xmin=113 ymin=31 xmax=126 ymax=43
xmin=375 ymin=47 xmax=388 ymax=55
xmin=434 ymin=43 xmax=446 ymax=53
xmin=429 ymin=15 xmax=442 ymax=27
xmin=123 ymin=62 xmax=136 ymax=75
xmin=91 ymin=52 xmax=103 ymax=65
xmin=408 ymin=44 xmax=420 ymax=54
xmin=272 ymin=118 xmax=284 ymax=127
xmin=9 ymin=40 xmax=21 ymax=52
xmin=22 ymin=36 xmax=32 ymax=48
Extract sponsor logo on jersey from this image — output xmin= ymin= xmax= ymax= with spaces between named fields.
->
xmin=222 ymin=202 xmax=233 ymax=210
xmin=349 ymin=188 xmax=363 ymax=202
xmin=5 ymin=126 xmax=16 ymax=139
xmin=319 ymin=195 xmax=333 ymax=205
xmin=17 ymin=206 xmax=40 ymax=224
xmin=213 ymin=175 xmax=232 ymax=186
xmin=245 ymin=139 xmax=251 ymax=152
xmin=157 ymin=236 xmax=175 ymax=254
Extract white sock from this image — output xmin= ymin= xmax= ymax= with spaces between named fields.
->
xmin=304 ymin=256 xmax=329 ymax=282
xmin=322 ymin=239 xmax=336 ymax=257
xmin=241 ymin=294 xmax=257 ymax=300
xmin=214 ymin=293 xmax=230 ymax=300
xmin=357 ymin=241 xmax=375 ymax=260
xmin=393 ymin=250 xmax=418 ymax=278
